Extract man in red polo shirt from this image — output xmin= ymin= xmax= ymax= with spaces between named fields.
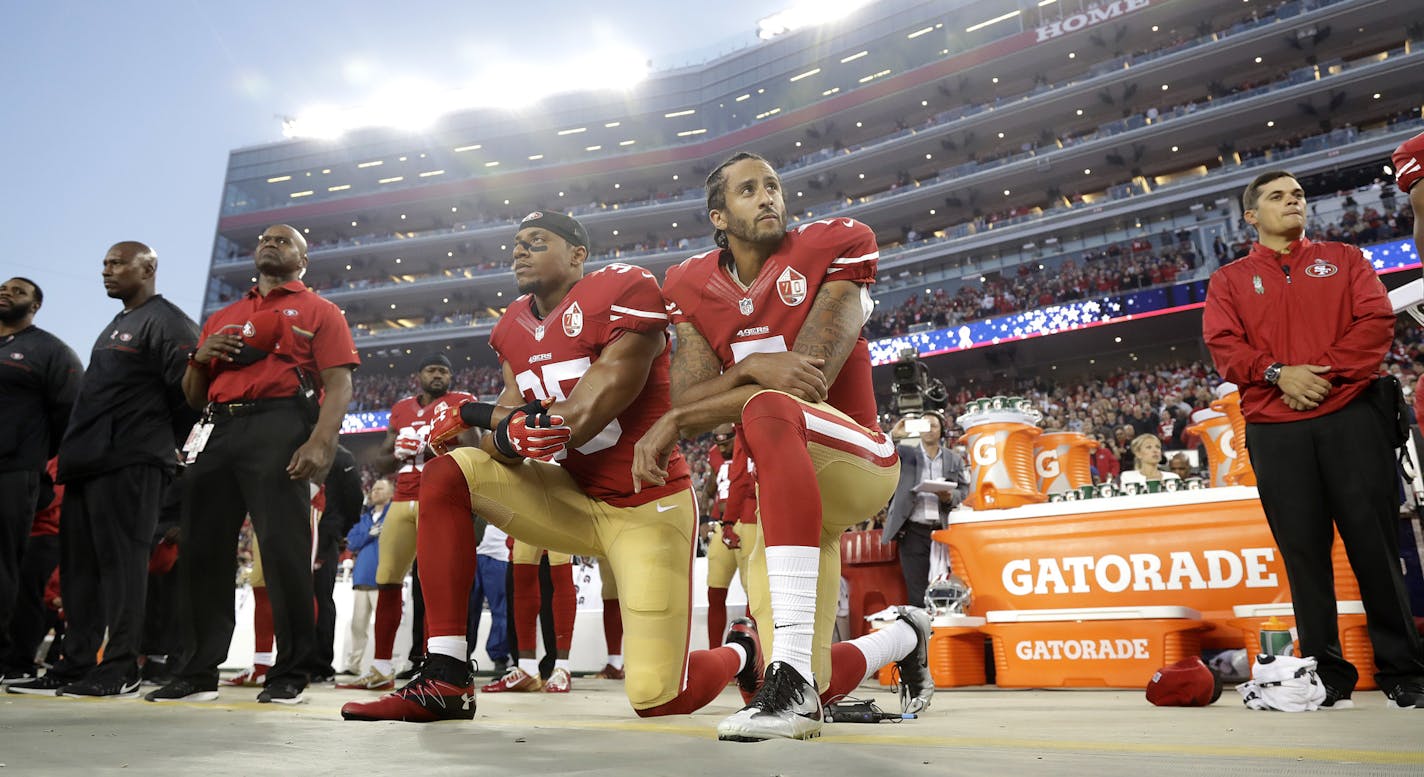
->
xmin=146 ymin=224 xmax=359 ymax=706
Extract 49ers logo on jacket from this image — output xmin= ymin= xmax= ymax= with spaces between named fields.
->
xmin=562 ymin=302 xmax=584 ymax=337
xmin=776 ymin=267 xmax=808 ymax=306
xmin=1303 ymin=258 xmax=1338 ymax=278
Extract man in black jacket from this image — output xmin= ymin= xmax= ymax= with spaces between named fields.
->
xmin=9 ymin=243 xmax=198 ymax=698
xmin=0 ymin=277 xmax=82 ymax=683
xmin=312 ymin=445 xmax=362 ymax=681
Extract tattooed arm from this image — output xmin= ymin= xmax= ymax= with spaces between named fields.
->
xmin=671 ymin=321 xmax=829 ymax=407
xmin=633 ymin=281 xmax=866 ymax=489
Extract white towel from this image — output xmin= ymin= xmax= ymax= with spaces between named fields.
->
xmin=1235 ymin=654 xmax=1327 ymax=711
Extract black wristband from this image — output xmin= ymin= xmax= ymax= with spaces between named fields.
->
xmin=491 ymin=398 xmax=550 ymax=459
xmin=492 ymin=411 xmax=522 ymax=459
xmin=459 ymin=402 xmax=497 ymax=430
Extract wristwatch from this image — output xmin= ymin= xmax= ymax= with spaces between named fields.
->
xmin=1264 ymin=362 xmax=1284 ymax=385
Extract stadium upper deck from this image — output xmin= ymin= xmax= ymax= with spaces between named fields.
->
xmin=204 ymin=0 xmax=1421 ymax=376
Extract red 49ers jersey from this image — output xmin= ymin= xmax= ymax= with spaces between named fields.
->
xmin=389 ymin=391 xmax=476 ymax=500
xmin=1394 ymin=130 xmax=1424 ymax=194
xmin=663 ymin=217 xmax=882 ymax=431
xmin=709 ymin=446 xmax=730 ymax=519
xmin=489 ymin=263 xmax=690 ymax=507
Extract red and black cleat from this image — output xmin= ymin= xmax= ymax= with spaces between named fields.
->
xmin=341 ymin=654 xmax=475 ymax=723
xmin=724 ymin=617 xmax=763 ymax=705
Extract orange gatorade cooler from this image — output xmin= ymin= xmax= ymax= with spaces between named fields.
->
xmin=875 ymin=613 xmax=989 ymax=688
xmin=1186 ymin=408 xmax=1235 ymax=488
xmin=1209 ymin=384 xmax=1256 ymax=487
xmin=1035 ymin=432 xmax=1098 ymax=496
xmin=960 ymin=399 xmax=1045 ymax=510
xmin=1228 ymin=602 xmax=1377 ymax=690
xmin=983 ymin=606 xmax=1209 ymax=688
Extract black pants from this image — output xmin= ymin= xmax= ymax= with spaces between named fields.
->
xmin=311 ymin=544 xmax=338 ymax=677
xmin=408 ymin=559 xmax=425 ymax=663
xmin=1246 ymin=389 xmax=1424 ymax=690
xmin=142 ymin=566 xmax=179 ymax=660
xmin=0 ymin=469 xmax=40 ymax=648
xmin=56 ymin=466 xmax=166 ymax=681
xmin=0 ymin=533 xmax=58 ymax=671
xmin=173 ymin=406 xmax=315 ymax=688
xmin=897 ymin=522 xmax=936 ymax=609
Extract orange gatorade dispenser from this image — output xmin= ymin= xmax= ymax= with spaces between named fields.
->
xmin=1035 ymin=431 xmax=1097 ymax=495
xmin=959 ymin=397 xmax=1046 ymax=510
xmin=1209 ymin=383 xmax=1256 ymax=487
xmin=1185 ymin=407 xmax=1235 ymax=487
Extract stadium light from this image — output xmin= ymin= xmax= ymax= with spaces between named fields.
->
xmin=757 ymin=0 xmax=877 ymax=40
xmin=282 ymin=48 xmax=649 ymax=140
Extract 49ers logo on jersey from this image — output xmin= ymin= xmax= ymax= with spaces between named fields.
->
xmin=776 ymin=267 xmax=808 ymax=306
xmin=562 ymin=302 xmax=584 ymax=337
xmin=1303 ymin=258 xmax=1338 ymax=278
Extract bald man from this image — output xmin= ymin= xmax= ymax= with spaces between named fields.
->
xmin=147 ymin=224 xmax=358 ymax=705
xmin=8 ymin=243 xmax=200 ymax=698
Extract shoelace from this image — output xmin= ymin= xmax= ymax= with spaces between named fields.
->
xmin=751 ymin=665 xmax=808 ymax=712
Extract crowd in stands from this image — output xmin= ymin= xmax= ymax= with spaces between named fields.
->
xmin=879 ymin=326 xmax=1424 ymax=481
xmin=864 ymin=244 xmax=1198 ymax=339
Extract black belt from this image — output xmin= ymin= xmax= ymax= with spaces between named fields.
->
xmin=209 ymin=397 xmax=302 ymax=418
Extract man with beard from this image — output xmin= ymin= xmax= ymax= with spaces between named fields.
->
xmin=7 ymin=243 xmax=197 ymax=698
xmin=146 ymin=224 xmax=358 ymax=705
xmin=634 ymin=151 xmax=934 ymax=742
xmin=339 ymin=355 xmax=475 ymax=690
xmin=0 ymin=278 xmax=81 ymax=681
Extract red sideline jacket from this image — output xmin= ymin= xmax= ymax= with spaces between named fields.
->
xmin=1202 ymin=237 xmax=1394 ymax=423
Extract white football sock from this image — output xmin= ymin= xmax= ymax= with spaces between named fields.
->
xmin=724 ymin=642 xmax=748 ymax=673
xmin=608 ymin=654 xmax=624 ymax=670
xmin=554 ymin=658 xmax=570 ymax=671
xmin=252 ymin=652 xmax=274 ymax=667
xmin=845 ymin=620 xmax=918 ymax=683
xmin=765 ymin=544 xmax=820 ymax=682
xmin=518 ymin=657 xmax=540 ymax=676
xmin=427 ymin=636 xmax=467 ymax=662
xmin=372 ymin=658 xmax=394 ymax=676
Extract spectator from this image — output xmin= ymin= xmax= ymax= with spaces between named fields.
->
xmin=344 ymin=479 xmax=391 ymax=676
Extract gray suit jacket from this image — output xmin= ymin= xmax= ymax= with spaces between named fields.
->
xmin=881 ymin=441 xmax=970 ymax=544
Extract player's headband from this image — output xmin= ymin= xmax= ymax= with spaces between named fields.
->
xmin=517 ymin=210 xmax=590 ymax=251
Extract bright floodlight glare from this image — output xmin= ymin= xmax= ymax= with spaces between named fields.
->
xmin=282 ymin=48 xmax=649 ymax=140
xmin=757 ymin=0 xmax=877 ymax=40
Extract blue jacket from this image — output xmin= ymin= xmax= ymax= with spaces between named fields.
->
xmin=346 ymin=503 xmax=389 ymax=588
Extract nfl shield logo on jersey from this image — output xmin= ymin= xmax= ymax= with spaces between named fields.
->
xmin=776 ymin=267 xmax=808 ymax=306
xmin=738 ymin=297 xmax=754 ymax=316
xmin=534 ymin=324 xmax=546 ymax=341
xmin=562 ymin=302 xmax=584 ymax=337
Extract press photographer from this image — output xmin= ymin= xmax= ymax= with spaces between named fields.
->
xmin=880 ymin=352 xmax=966 ymax=607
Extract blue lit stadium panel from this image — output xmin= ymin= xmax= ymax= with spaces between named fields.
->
xmin=868 ymin=238 xmax=1421 ymax=366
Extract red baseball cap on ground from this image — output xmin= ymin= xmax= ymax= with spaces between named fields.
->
xmin=218 ymin=309 xmax=287 ymax=365
xmin=1146 ymin=656 xmax=1222 ymax=706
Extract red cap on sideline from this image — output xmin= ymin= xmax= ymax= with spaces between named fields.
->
xmin=1146 ymin=656 xmax=1221 ymax=707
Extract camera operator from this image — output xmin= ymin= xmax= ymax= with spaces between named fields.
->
xmin=881 ymin=410 xmax=968 ymax=608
